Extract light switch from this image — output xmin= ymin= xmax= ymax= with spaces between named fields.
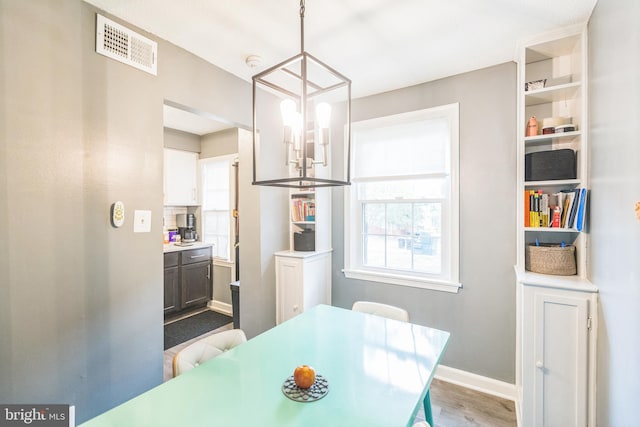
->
xmin=134 ymin=210 xmax=152 ymax=233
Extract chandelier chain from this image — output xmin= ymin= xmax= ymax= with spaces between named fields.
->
xmin=299 ymin=0 xmax=305 ymax=52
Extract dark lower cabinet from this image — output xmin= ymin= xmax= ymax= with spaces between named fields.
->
xmin=164 ymin=247 xmax=212 ymax=318
xmin=181 ymin=261 xmax=211 ymax=309
xmin=164 ymin=265 xmax=179 ymax=315
xmin=164 ymin=252 xmax=180 ymax=315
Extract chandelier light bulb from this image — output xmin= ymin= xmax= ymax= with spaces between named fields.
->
xmin=315 ymin=102 xmax=331 ymax=129
xmin=280 ymin=99 xmax=297 ymax=127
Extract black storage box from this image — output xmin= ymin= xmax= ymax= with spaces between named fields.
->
xmin=294 ymin=229 xmax=315 ymax=251
xmin=525 ymin=149 xmax=576 ymax=181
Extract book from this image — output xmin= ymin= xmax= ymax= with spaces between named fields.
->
xmin=524 ymin=190 xmax=530 ymax=227
xmin=561 ymin=190 xmax=575 ymax=227
xmin=541 ymin=192 xmax=549 ymax=227
xmin=291 ymin=198 xmax=315 ymax=222
xmin=566 ymin=188 xmax=581 ymax=229
xmin=575 ymin=188 xmax=588 ymax=231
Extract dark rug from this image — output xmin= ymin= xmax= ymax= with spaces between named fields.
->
xmin=164 ymin=310 xmax=233 ymax=350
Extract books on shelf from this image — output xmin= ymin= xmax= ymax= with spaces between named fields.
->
xmin=291 ymin=198 xmax=315 ymax=222
xmin=524 ymin=188 xmax=587 ymax=230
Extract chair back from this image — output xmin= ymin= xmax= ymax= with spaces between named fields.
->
xmin=173 ymin=329 xmax=247 ymax=377
xmin=352 ymin=301 xmax=409 ymax=322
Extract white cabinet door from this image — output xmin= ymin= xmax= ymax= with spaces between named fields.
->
xmin=275 ymin=256 xmax=304 ymax=324
xmin=275 ymin=251 xmax=331 ymax=324
xmin=522 ymin=285 xmax=592 ymax=427
xmin=164 ymin=148 xmax=198 ymax=206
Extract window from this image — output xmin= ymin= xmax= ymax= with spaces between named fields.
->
xmin=344 ymin=104 xmax=460 ymax=292
xmin=200 ymin=154 xmax=237 ymax=261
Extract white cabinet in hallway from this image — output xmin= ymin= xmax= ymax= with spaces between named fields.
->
xmin=275 ymin=250 xmax=331 ymax=324
xmin=164 ymin=148 xmax=199 ymax=206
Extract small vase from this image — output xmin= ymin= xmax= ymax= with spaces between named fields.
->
xmin=526 ymin=116 xmax=538 ymax=137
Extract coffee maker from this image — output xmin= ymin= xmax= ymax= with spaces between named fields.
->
xmin=176 ymin=213 xmax=197 ymax=242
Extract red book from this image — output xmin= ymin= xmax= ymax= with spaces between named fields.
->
xmin=552 ymin=206 xmax=561 ymax=227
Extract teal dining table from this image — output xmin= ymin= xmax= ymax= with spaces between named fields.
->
xmin=80 ymin=304 xmax=450 ymax=427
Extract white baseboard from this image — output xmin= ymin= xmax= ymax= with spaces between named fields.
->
xmin=434 ymin=365 xmax=517 ymax=403
xmin=207 ymin=300 xmax=233 ymax=317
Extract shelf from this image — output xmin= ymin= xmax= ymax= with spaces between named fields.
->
xmin=292 ymin=221 xmax=315 ymax=225
xmin=524 ymin=131 xmax=581 ymax=146
xmin=524 ymin=82 xmax=581 ymax=106
xmin=515 ymin=267 xmax=597 ymax=293
xmin=524 ymin=179 xmax=580 ymax=187
xmin=525 ymin=34 xmax=581 ymax=63
xmin=524 ymin=227 xmax=579 ymax=233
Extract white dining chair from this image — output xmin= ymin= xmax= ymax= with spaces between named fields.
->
xmin=172 ymin=328 xmax=247 ymax=377
xmin=351 ymin=301 xmax=410 ymax=322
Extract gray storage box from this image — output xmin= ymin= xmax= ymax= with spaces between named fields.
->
xmin=294 ymin=229 xmax=315 ymax=251
xmin=525 ymin=149 xmax=576 ymax=181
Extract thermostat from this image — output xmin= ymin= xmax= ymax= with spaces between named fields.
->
xmin=111 ymin=201 xmax=125 ymax=228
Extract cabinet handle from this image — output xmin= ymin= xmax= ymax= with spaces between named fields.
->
xmin=192 ymin=188 xmax=196 ymax=201
xmin=293 ymin=305 xmax=299 ymax=312
xmin=190 ymin=254 xmax=207 ymax=259
xmin=536 ymin=361 xmax=544 ymax=369
xmin=207 ymin=264 xmax=211 ymax=279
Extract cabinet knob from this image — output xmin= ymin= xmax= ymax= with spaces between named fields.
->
xmin=536 ymin=361 xmax=544 ymax=369
xmin=293 ymin=305 xmax=299 ymax=312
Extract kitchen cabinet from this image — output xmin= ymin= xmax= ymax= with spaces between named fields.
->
xmin=520 ymin=283 xmax=597 ymax=427
xmin=181 ymin=248 xmax=212 ymax=309
xmin=164 ymin=247 xmax=212 ymax=318
xmin=164 ymin=148 xmax=199 ymax=206
xmin=275 ymin=250 xmax=331 ymax=324
xmin=163 ymin=252 xmax=180 ymax=315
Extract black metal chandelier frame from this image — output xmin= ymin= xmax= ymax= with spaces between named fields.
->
xmin=251 ymin=0 xmax=352 ymax=189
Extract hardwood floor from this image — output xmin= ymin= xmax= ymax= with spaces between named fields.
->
xmin=415 ymin=379 xmax=517 ymax=427
xmin=163 ymin=329 xmax=516 ymax=427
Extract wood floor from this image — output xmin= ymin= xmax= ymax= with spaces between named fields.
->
xmin=163 ymin=326 xmax=516 ymax=427
xmin=415 ymin=379 xmax=516 ymax=427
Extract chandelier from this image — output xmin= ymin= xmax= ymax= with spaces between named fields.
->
xmin=251 ymin=0 xmax=352 ymax=189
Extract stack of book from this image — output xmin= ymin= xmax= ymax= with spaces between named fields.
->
xmin=524 ymin=188 xmax=587 ymax=231
xmin=291 ymin=198 xmax=315 ymax=222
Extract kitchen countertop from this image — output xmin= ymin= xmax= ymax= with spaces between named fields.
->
xmin=163 ymin=242 xmax=214 ymax=253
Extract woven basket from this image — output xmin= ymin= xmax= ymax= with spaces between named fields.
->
xmin=525 ymin=244 xmax=576 ymax=276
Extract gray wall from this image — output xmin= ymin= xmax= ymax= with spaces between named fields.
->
xmin=588 ymin=0 xmax=640 ymax=425
xmin=201 ymin=128 xmax=239 ymax=158
xmin=0 ymin=0 xmax=286 ymax=422
xmin=163 ymin=127 xmax=200 ymax=152
xmin=331 ymin=62 xmax=518 ymax=382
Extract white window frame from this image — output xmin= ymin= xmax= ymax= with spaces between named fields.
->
xmin=200 ymin=154 xmax=237 ymax=263
xmin=343 ymin=104 xmax=461 ymax=293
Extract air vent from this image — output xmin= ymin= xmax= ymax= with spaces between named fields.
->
xmin=96 ymin=14 xmax=157 ymax=76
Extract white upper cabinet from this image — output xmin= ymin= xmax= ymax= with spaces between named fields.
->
xmin=164 ymin=148 xmax=199 ymax=206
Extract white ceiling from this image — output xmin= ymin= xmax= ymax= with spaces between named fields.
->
xmin=86 ymin=0 xmax=597 ymax=133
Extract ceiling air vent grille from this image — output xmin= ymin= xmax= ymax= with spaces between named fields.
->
xmin=96 ymin=14 xmax=157 ymax=76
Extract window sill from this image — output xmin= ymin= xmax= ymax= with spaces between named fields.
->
xmin=212 ymin=258 xmax=234 ymax=267
xmin=342 ymin=269 xmax=461 ymax=293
